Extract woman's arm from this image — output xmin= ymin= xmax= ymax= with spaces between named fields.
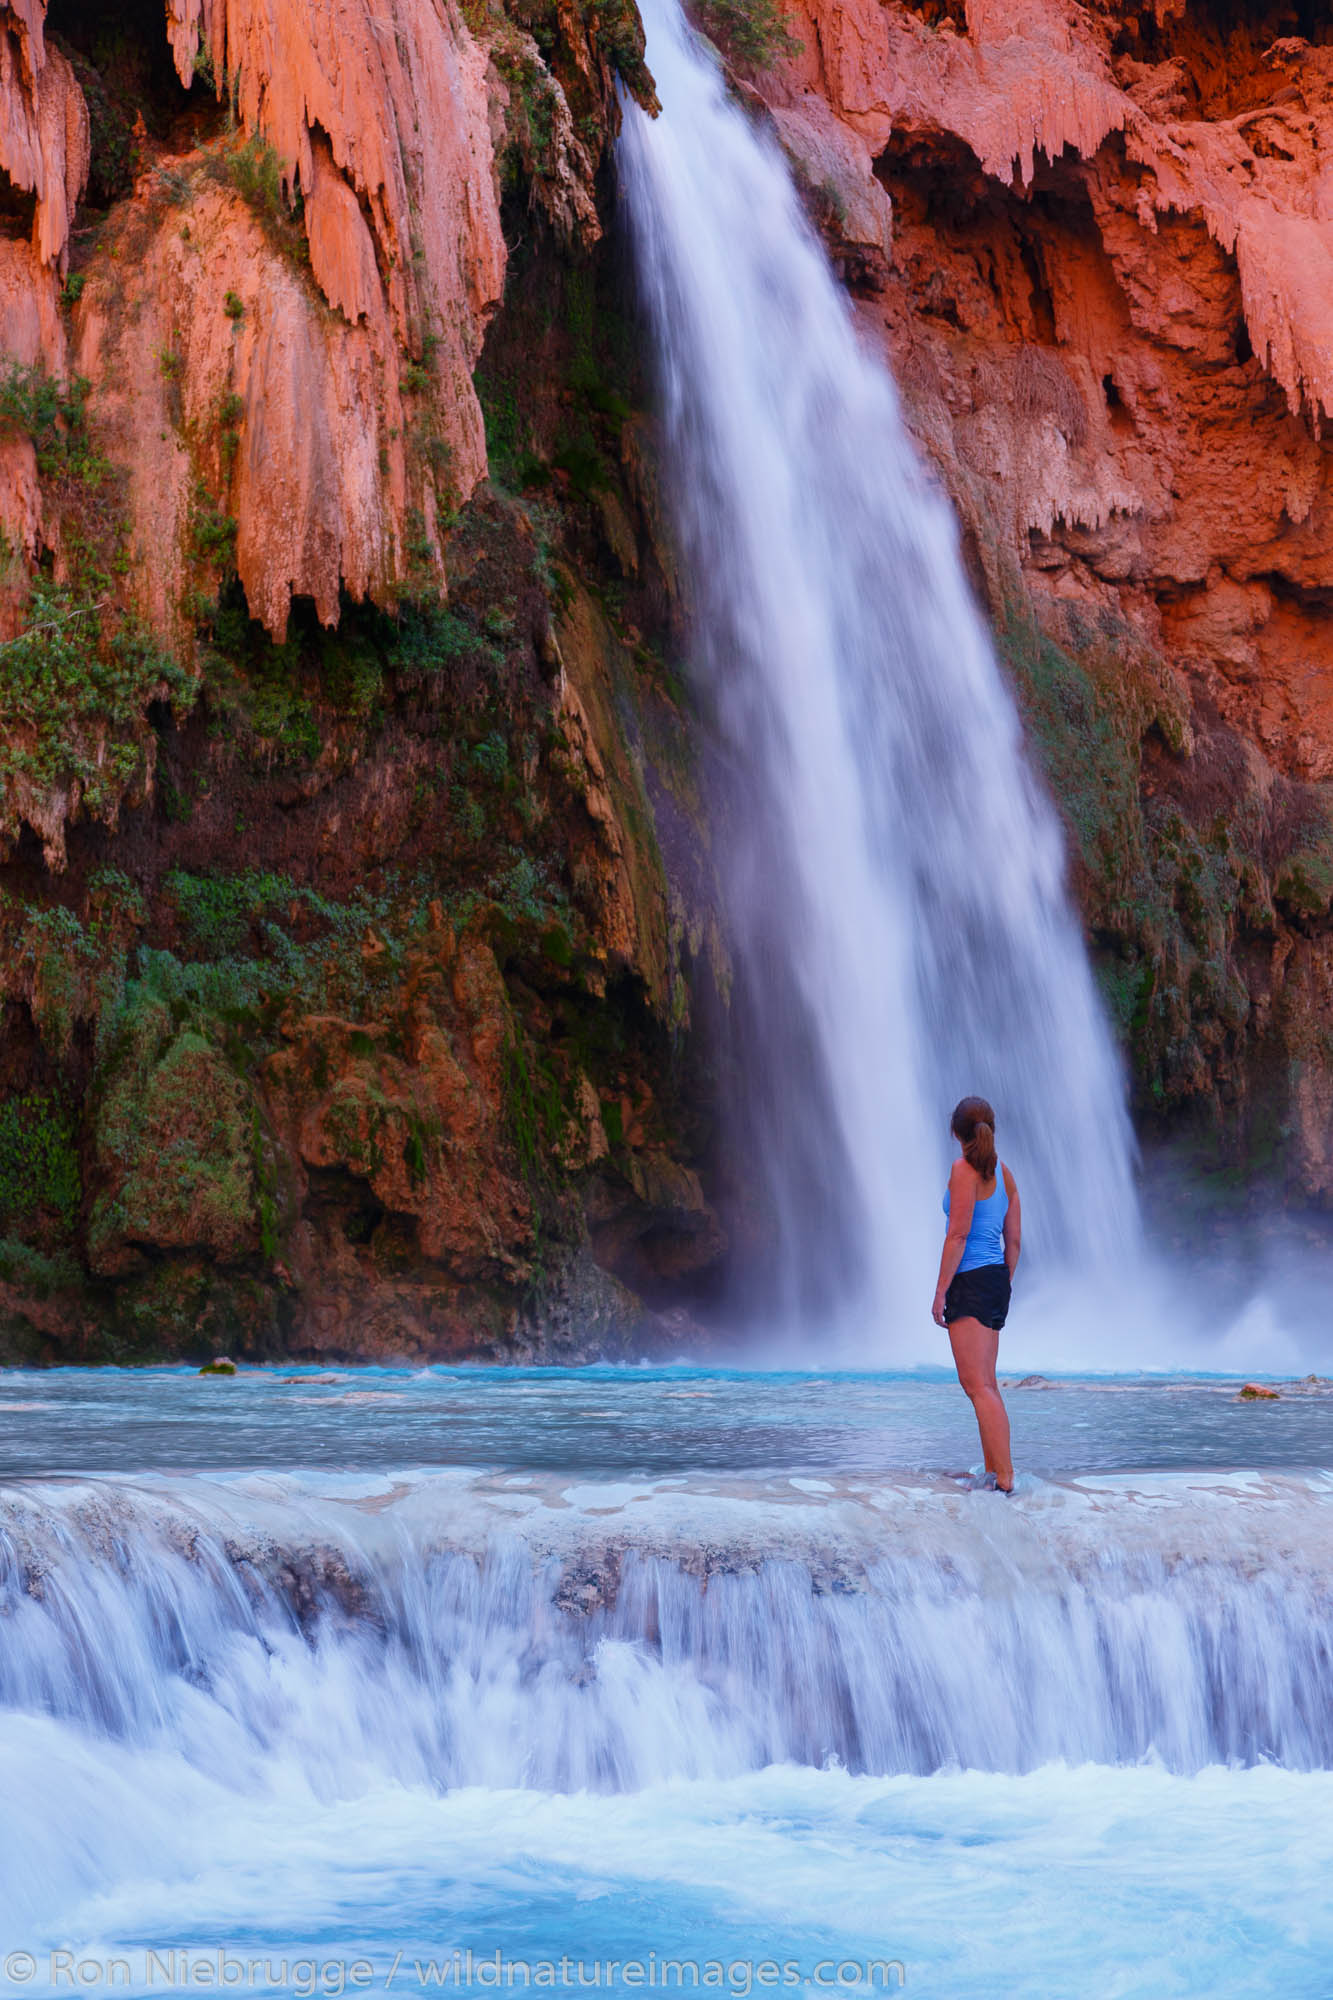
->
xmin=932 ymin=1161 xmax=975 ymax=1327
xmin=1002 ymin=1165 xmax=1021 ymax=1279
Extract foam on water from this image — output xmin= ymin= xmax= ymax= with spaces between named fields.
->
xmin=4 ymin=1469 xmax=1332 ymax=1792
xmin=3 ymin=1459 xmax=1331 ymax=1997
xmin=6 ymin=1733 xmax=1333 ymax=1999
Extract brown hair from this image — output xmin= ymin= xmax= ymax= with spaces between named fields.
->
xmin=951 ymin=1096 xmax=997 ymax=1181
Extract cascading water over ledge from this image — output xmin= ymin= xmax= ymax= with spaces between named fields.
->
xmin=617 ymin=0 xmax=1141 ymax=1338
xmin=5 ymin=1470 xmax=1333 ymax=1788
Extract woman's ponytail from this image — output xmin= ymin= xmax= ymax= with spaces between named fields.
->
xmin=951 ymin=1096 xmax=997 ymax=1180
xmin=966 ymin=1120 xmax=997 ymax=1181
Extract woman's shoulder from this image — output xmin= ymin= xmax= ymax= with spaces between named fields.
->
xmin=1001 ymin=1161 xmax=1018 ymax=1195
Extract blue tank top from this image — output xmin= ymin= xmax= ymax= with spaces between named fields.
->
xmin=943 ymin=1166 xmax=1009 ymax=1273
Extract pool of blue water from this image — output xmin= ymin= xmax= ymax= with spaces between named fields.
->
xmin=0 ymin=1363 xmax=1327 ymax=1480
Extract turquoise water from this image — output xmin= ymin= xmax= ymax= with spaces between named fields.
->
xmin=1 ymin=1370 xmax=1330 ymax=1999
xmin=1 ymin=1363 xmax=1328 ymax=1479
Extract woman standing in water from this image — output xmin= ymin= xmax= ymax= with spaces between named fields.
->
xmin=932 ymin=1096 xmax=1021 ymax=1493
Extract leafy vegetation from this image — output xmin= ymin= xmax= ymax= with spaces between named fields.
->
xmin=194 ymin=585 xmax=514 ymax=768
xmin=0 ymin=365 xmax=197 ymax=825
xmin=503 ymin=1027 xmax=566 ymax=1188
xmin=690 ymin=0 xmax=802 ymax=69
xmin=167 ymin=868 xmax=297 ymax=958
xmin=588 ymin=0 xmax=655 ymax=100
xmin=0 ymin=1236 xmax=80 ymax=1299
xmin=478 ymin=375 xmax=548 ymax=494
xmin=492 ymin=42 xmax=563 ymax=189
xmin=0 ymin=1094 xmax=82 ymax=1233
xmin=0 ymin=576 xmax=191 ymax=819
xmin=62 ymin=44 xmax=141 ymax=209
xmin=0 ymin=873 xmax=144 ymax=1055
xmin=0 ymin=367 xmax=125 ymax=594
xmin=189 ymin=482 xmax=239 ymax=568
xmin=89 ymin=1010 xmax=258 ymax=1269
xmin=206 ymin=134 xmax=308 ymax=265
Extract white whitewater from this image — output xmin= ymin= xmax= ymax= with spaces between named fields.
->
xmin=5 ymin=1472 xmax=1333 ymax=1786
xmin=618 ymin=0 xmax=1141 ymax=1335
xmin=6 ymin=1472 xmax=1333 ymax=1993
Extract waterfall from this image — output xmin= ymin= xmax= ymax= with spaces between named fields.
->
xmin=5 ymin=1473 xmax=1333 ymax=1788
xmin=617 ymin=0 xmax=1141 ymax=1336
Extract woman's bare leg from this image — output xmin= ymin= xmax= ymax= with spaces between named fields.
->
xmin=948 ymin=1318 xmax=1013 ymax=1491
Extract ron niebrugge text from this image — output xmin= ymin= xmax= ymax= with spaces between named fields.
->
xmin=3 ymin=1951 xmax=907 ymax=1994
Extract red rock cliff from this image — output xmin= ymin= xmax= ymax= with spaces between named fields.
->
xmin=0 ymin=0 xmax=720 ymax=1364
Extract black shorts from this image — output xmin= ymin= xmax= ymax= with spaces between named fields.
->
xmin=944 ymin=1263 xmax=1011 ymax=1331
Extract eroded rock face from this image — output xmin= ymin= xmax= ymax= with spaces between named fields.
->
xmin=73 ymin=172 xmax=421 ymax=640
xmin=159 ymin=0 xmax=507 ymax=593
xmin=0 ymin=0 xmax=88 ymax=267
xmin=265 ymin=928 xmax=531 ymax=1279
xmin=1 ymin=0 xmax=622 ymax=657
xmin=0 ymin=0 xmax=719 ymax=1365
xmin=11 ymin=0 xmax=1333 ymax=1360
xmin=756 ymin=0 xmax=1333 ymax=1197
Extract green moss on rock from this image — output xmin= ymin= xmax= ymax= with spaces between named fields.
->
xmin=90 ymin=1012 xmax=257 ymax=1271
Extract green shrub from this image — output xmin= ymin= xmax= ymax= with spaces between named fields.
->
xmin=167 ymin=869 xmax=296 ymax=957
xmin=691 ymin=0 xmax=801 ymax=68
xmin=226 ymin=134 xmax=284 ymax=225
xmin=472 ymin=731 xmax=510 ymax=783
xmin=0 ymin=366 xmax=90 ymax=478
xmin=90 ymin=1016 xmax=257 ymax=1265
xmin=0 ymin=1094 xmax=82 ymax=1230
xmin=590 ymin=0 xmax=655 ymax=101
xmin=0 ymin=577 xmax=192 ymax=817
xmin=0 ymin=1236 xmax=79 ymax=1297
xmin=207 ymin=134 xmax=308 ymax=264
xmin=383 ymin=598 xmax=502 ymax=684
xmin=489 ymin=849 xmax=565 ymax=925
xmin=1273 ymin=844 xmax=1333 ymax=919
xmin=320 ymin=633 xmax=384 ymax=720
xmin=0 ymin=363 xmax=140 ymax=603
xmin=189 ymin=484 xmax=239 ymax=567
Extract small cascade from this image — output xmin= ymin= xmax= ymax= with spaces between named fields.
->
xmin=3 ymin=1474 xmax=1331 ymax=1789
